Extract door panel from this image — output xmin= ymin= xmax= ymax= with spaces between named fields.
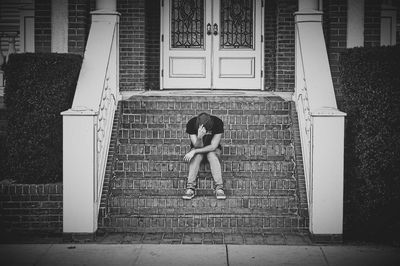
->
xmin=169 ymin=57 xmax=206 ymax=77
xmin=219 ymin=57 xmax=255 ymax=77
xmin=213 ymin=0 xmax=262 ymax=89
xmin=163 ymin=0 xmax=212 ymax=88
xmin=162 ymin=0 xmax=263 ymax=90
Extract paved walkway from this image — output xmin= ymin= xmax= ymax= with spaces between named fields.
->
xmin=0 ymin=232 xmax=314 ymax=245
xmin=1 ymin=243 xmax=400 ymax=266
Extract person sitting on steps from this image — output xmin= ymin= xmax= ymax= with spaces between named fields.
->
xmin=182 ymin=112 xmax=226 ymax=200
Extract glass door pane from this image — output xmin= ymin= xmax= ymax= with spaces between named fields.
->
xmin=220 ymin=0 xmax=254 ymax=49
xmin=171 ymin=0 xmax=205 ymax=49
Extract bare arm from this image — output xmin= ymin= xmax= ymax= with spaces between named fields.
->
xmin=184 ymin=133 xmax=222 ymax=162
xmin=189 ymin=134 xmax=204 ymax=148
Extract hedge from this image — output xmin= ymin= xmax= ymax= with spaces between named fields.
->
xmin=340 ymin=45 xmax=400 ymax=244
xmin=3 ymin=53 xmax=82 ymax=183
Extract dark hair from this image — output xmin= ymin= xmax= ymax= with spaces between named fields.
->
xmin=196 ymin=112 xmax=213 ymax=131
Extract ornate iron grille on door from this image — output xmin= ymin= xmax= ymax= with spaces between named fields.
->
xmin=171 ymin=0 xmax=204 ymax=48
xmin=220 ymin=0 xmax=253 ymax=49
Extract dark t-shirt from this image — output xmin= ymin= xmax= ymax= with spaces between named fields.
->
xmin=186 ymin=115 xmax=224 ymax=149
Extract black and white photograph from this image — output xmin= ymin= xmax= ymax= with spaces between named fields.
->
xmin=0 ymin=0 xmax=399 ymax=265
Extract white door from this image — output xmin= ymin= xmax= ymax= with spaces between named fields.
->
xmin=162 ymin=0 xmax=263 ymax=90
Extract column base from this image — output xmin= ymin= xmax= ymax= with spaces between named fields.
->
xmin=310 ymin=234 xmax=343 ymax=244
xmin=63 ymin=232 xmax=97 ymax=243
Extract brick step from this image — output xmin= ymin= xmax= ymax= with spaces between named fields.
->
xmin=121 ymin=125 xmax=291 ymax=134
xmin=124 ymin=95 xmax=286 ymax=102
xmin=119 ymin=129 xmax=292 ymax=141
xmin=109 ymin=188 xmax=296 ymax=198
xmin=122 ymin=100 xmax=290 ymax=116
xmin=110 ymin=176 xmax=297 ymax=191
xmin=118 ymin=143 xmax=293 ymax=156
xmin=98 ymin=213 xmax=308 ymax=234
xmin=121 ymin=113 xmax=291 ymax=127
xmin=117 ymin=155 xmax=292 ymax=163
xmin=114 ymin=170 xmax=293 ymax=179
xmin=121 ymin=137 xmax=292 ymax=147
xmin=122 ymin=96 xmax=288 ymax=107
xmin=116 ymin=160 xmax=295 ymax=175
xmin=123 ymin=109 xmax=290 ymax=117
xmin=107 ymin=195 xmax=299 ymax=213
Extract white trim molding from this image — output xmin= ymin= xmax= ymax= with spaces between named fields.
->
xmin=20 ymin=9 xmax=35 ymax=52
xmin=381 ymin=3 xmax=397 ymax=46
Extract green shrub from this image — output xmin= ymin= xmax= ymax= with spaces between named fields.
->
xmin=4 ymin=53 xmax=82 ymax=183
xmin=340 ymin=45 xmax=400 ymax=244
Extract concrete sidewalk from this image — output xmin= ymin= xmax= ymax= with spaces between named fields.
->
xmin=1 ymin=244 xmax=399 ymax=266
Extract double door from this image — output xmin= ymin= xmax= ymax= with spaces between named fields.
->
xmin=162 ymin=0 xmax=263 ymax=89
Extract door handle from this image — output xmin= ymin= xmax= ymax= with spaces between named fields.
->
xmin=207 ymin=23 xmax=212 ymax=35
xmin=213 ymin=23 xmax=218 ymax=35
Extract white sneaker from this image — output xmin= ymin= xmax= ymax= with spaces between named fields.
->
xmin=182 ymin=188 xmax=195 ymax=200
xmin=216 ymin=188 xmax=226 ymax=200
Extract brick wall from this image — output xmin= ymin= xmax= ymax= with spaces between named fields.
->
xmin=68 ymin=0 xmax=92 ymax=55
xmin=118 ymin=0 xmax=146 ymax=91
xmin=324 ymin=0 xmax=347 ymax=103
xmin=364 ymin=0 xmax=380 ymax=47
xmin=145 ymin=0 xmax=161 ymax=90
xmin=0 ymin=183 xmax=63 ymax=233
xmin=35 ymin=0 xmax=51 ymax=53
xmin=275 ymin=0 xmax=297 ymax=92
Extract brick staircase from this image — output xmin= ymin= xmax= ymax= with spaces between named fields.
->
xmin=98 ymin=95 xmax=308 ymax=234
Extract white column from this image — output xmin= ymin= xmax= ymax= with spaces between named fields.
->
xmin=311 ymin=110 xmax=345 ymax=235
xmin=96 ymin=0 xmax=117 ymax=11
xmin=298 ymin=0 xmax=319 ymax=11
xmin=347 ymin=0 xmax=365 ymax=48
xmin=62 ymin=110 xmax=98 ymax=233
xmin=295 ymin=0 xmax=347 ymax=237
xmin=62 ymin=10 xmax=120 ymax=235
xmin=51 ymin=0 xmax=68 ymax=53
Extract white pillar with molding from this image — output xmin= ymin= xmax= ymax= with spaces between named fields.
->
xmin=62 ymin=110 xmax=98 ymax=233
xmin=295 ymin=0 xmax=346 ymax=239
xmin=310 ymin=110 xmax=345 ymax=236
xmin=62 ymin=0 xmax=120 ymax=234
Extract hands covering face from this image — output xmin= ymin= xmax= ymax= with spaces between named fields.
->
xmin=197 ymin=124 xmax=207 ymax=139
